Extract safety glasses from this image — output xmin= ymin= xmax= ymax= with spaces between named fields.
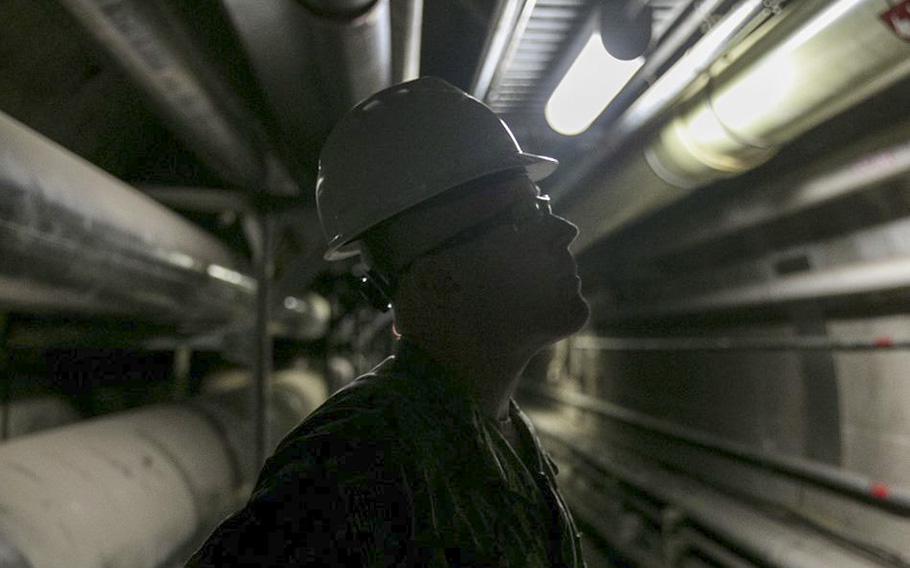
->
xmin=359 ymin=191 xmax=554 ymax=311
xmin=399 ymin=194 xmax=553 ymax=273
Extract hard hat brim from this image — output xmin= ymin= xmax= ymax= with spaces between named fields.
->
xmin=518 ymin=152 xmax=559 ymax=183
xmin=324 ymin=152 xmax=559 ymax=261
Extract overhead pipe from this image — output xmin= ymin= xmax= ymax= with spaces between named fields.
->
xmin=0 ymin=111 xmax=328 ymax=338
xmin=56 ymin=0 xmax=300 ymax=195
xmin=390 ymin=0 xmax=423 ymax=82
xmin=0 ymin=369 xmax=328 ymax=568
xmin=221 ymin=0 xmax=405 ymax=167
xmin=617 ymin=121 xmax=910 ymax=266
xmin=613 ymin=254 xmax=910 ymax=320
xmin=0 ymin=110 xmax=243 ymax=325
xmin=299 ymin=0 xmax=393 ymax=117
xmin=550 ymin=0 xmax=766 ymax=200
xmin=561 ymin=0 xmax=910 ymax=252
xmin=219 ymin=0 xmax=330 ymax=175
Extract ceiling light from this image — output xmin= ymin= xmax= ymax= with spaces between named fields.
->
xmin=545 ymin=33 xmax=644 ymax=136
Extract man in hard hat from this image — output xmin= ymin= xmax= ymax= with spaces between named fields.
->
xmin=188 ymin=77 xmax=589 ymax=567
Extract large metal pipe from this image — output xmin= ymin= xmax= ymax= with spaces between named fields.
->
xmin=620 ymin=121 xmax=910 ymax=266
xmin=649 ymin=0 xmax=910 ymax=186
xmin=562 ymin=0 xmax=910 ymax=251
xmin=0 ymin=369 xmax=328 ymax=568
xmin=0 ymin=111 xmax=329 ymax=338
xmin=56 ymin=0 xmax=300 ymax=195
xmin=300 ymin=0 xmax=393 ymax=117
xmin=390 ymin=0 xmax=423 ymax=82
xmin=0 ymin=110 xmax=246 ymax=326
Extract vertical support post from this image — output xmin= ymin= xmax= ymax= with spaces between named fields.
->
xmin=254 ymin=215 xmax=274 ymax=467
xmin=793 ymin=310 xmax=842 ymax=465
xmin=172 ymin=346 xmax=192 ymax=398
xmin=0 ymin=315 xmax=11 ymax=442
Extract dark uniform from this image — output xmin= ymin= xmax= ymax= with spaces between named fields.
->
xmin=188 ymin=341 xmax=584 ymax=566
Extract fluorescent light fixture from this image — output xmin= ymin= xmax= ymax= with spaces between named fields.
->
xmin=545 ymin=33 xmax=644 ymax=136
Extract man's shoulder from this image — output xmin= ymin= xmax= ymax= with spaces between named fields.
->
xmin=290 ymin=358 xmax=413 ymax=436
xmin=258 ymin=359 xmax=419 ymax=480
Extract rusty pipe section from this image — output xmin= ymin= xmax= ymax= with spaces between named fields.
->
xmin=564 ymin=0 xmax=910 ymax=251
xmin=0 ymin=369 xmax=328 ymax=568
xmin=300 ymin=0 xmax=393 ymax=117
xmin=56 ymin=0 xmax=299 ymax=195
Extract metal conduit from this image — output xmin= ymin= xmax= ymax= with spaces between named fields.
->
xmin=562 ymin=0 xmax=910 ymax=252
xmin=524 ymin=385 xmax=910 ymax=516
xmin=56 ymin=0 xmax=299 ymax=196
xmin=615 ymin=255 xmax=910 ymax=319
xmin=0 ymin=369 xmax=328 ymax=568
xmin=569 ymin=335 xmax=910 ymax=352
xmin=534 ymin=422 xmax=897 ymax=568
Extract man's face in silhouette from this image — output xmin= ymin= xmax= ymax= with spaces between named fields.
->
xmin=379 ymin=172 xmax=590 ymax=342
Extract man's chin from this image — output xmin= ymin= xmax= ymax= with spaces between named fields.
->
xmin=565 ymin=294 xmax=591 ymax=334
xmin=537 ymin=293 xmax=590 ymax=343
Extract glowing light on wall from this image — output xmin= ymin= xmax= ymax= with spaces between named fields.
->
xmin=545 ymin=33 xmax=644 ymax=136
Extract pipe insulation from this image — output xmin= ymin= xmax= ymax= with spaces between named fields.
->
xmin=0 ymin=369 xmax=329 ymax=568
xmin=564 ymin=0 xmax=910 ymax=252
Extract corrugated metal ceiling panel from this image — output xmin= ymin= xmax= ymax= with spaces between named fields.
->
xmin=486 ymin=0 xmax=691 ymax=113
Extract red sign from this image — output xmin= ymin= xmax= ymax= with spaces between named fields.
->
xmin=881 ymin=0 xmax=910 ymax=42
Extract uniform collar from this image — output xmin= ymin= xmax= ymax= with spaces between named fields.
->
xmin=390 ymin=338 xmax=481 ymax=414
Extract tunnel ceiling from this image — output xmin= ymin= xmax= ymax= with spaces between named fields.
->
xmin=0 ymin=0 xmax=693 ymax=203
xmin=2 ymin=0 xmax=909 ymax=323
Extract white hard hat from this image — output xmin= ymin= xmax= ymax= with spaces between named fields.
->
xmin=316 ymin=76 xmax=559 ymax=261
